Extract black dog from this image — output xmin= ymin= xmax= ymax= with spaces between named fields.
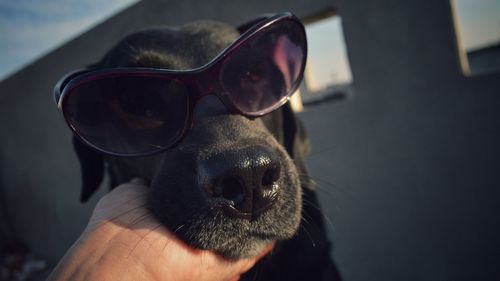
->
xmin=71 ymin=19 xmax=341 ymax=280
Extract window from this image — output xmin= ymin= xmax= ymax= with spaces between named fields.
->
xmin=291 ymin=14 xmax=353 ymax=111
xmin=451 ymin=0 xmax=500 ymax=76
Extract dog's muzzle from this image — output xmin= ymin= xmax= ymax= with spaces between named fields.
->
xmin=199 ymin=144 xmax=282 ymax=220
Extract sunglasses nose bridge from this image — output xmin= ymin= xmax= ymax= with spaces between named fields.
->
xmin=190 ymin=65 xmax=231 ymax=118
xmin=193 ymin=65 xmax=223 ymax=100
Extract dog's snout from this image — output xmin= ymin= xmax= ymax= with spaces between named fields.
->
xmin=193 ymin=95 xmax=228 ymax=117
xmin=202 ymin=145 xmax=281 ymax=220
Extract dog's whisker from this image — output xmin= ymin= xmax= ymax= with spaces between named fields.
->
xmin=160 ymin=235 xmax=173 ymax=256
xmin=106 ymin=204 xmax=149 ymax=224
xmin=127 ymin=223 xmax=162 ymax=258
xmin=143 ymin=224 xmax=163 ymax=255
xmin=297 ymin=171 xmax=342 ymax=189
xmin=300 ymin=208 xmax=320 ymax=231
xmin=87 ymin=195 xmax=149 ymax=230
xmin=299 ymin=218 xmax=317 ymax=248
xmin=124 ymin=214 xmax=153 ymax=258
xmin=302 ymin=198 xmax=336 ymax=231
xmin=312 ymin=180 xmax=345 ymax=196
xmin=147 ymin=225 xmax=171 ymax=258
xmin=301 ymin=197 xmax=330 ymax=216
xmin=298 ymin=173 xmax=346 ymax=195
xmin=320 ymin=212 xmax=335 ymax=232
xmin=128 ymin=213 xmax=151 ymax=229
xmin=116 ymin=208 xmax=150 ymax=228
xmin=300 ymin=213 xmax=319 ymax=231
xmin=301 ymin=209 xmax=336 ymax=245
xmin=173 ymin=224 xmax=186 ymax=234
xmin=156 ymin=224 xmax=186 ymax=257
xmin=90 ymin=209 xmax=146 ymax=232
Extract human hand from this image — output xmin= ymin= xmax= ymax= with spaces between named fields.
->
xmin=48 ymin=179 xmax=273 ymax=281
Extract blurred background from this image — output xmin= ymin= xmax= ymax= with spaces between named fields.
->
xmin=1 ymin=0 xmax=499 ymax=280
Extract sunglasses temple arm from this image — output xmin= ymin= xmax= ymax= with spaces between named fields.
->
xmin=53 ymin=68 xmax=99 ymax=105
xmin=236 ymin=14 xmax=275 ymax=33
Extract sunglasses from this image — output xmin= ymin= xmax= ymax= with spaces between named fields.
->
xmin=54 ymin=12 xmax=307 ymax=157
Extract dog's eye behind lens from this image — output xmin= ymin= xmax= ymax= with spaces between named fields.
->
xmin=219 ymin=20 xmax=305 ymax=114
xmin=66 ymin=76 xmax=190 ymax=155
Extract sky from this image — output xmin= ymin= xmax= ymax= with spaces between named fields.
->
xmin=0 ymin=0 xmax=139 ymax=80
xmin=0 ymin=0 xmax=499 ymax=83
xmin=455 ymin=0 xmax=500 ymax=50
xmin=306 ymin=16 xmax=352 ymax=90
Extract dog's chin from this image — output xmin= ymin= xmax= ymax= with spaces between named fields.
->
xmin=148 ymin=181 xmax=302 ymax=259
xmin=183 ymin=210 xmax=301 ymax=259
xmin=156 ymin=216 xmax=298 ymax=259
xmin=198 ymin=235 xmax=274 ymax=260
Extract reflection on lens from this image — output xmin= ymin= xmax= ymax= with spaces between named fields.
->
xmin=64 ymin=75 xmax=190 ymax=155
xmin=220 ymin=19 xmax=306 ymax=114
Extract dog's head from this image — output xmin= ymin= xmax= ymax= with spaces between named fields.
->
xmin=72 ymin=20 xmax=312 ymax=259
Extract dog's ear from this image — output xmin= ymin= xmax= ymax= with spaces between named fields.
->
xmin=72 ymin=136 xmax=104 ymax=202
xmin=263 ymin=102 xmax=314 ymax=190
xmin=281 ymin=103 xmax=314 ymax=190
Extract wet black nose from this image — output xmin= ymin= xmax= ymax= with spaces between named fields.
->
xmin=202 ymin=145 xmax=281 ymax=220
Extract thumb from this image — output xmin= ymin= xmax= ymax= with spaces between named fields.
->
xmin=89 ymin=178 xmax=150 ymax=226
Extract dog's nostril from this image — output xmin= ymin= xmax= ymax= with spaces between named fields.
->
xmin=218 ymin=176 xmax=246 ymax=203
xmin=261 ymin=166 xmax=281 ymax=187
xmin=202 ymin=145 xmax=282 ymax=220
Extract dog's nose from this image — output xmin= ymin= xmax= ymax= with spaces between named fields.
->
xmin=201 ymin=145 xmax=281 ymax=220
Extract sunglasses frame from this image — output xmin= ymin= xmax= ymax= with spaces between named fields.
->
xmin=54 ymin=12 xmax=307 ymax=157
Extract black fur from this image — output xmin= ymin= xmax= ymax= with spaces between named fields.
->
xmin=73 ymin=20 xmax=340 ymax=280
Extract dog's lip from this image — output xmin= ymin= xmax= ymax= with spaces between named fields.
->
xmin=219 ymin=200 xmax=273 ymax=221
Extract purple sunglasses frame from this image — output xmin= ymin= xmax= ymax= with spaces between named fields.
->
xmin=54 ymin=12 xmax=307 ymax=157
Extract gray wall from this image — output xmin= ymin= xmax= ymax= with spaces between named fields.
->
xmin=1 ymin=0 xmax=500 ymax=280
xmin=304 ymin=0 xmax=500 ymax=280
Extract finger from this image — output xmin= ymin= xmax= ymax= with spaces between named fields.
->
xmin=216 ymin=242 xmax=275 ymax=280
xmin=90 ymin=180 xmax=151 ymax=226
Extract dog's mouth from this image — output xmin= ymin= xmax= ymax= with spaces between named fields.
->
xmin=157 ymin=213 xmax=297 ymax=259
xmin=146 ymin=144 xmax=302 ymax=259
xmin=212 ymin=177 xmax=279 ymax=221
xmin=220 ymin=200 xmax=275 ymax=221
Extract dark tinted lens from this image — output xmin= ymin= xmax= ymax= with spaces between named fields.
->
xmin=63 ymin=75 xmax=190 ymax=155
xmin=220 ymin=20 xmax=306 ymax=114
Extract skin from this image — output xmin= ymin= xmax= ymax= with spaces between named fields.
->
xmin=48 ymin=179 xmax=273 ymax=281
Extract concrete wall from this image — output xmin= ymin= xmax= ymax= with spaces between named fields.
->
xmin=1 ymin=0 xmax=500 ymax=280
xmin=304 ymin=0 xmax=500 ymax=280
